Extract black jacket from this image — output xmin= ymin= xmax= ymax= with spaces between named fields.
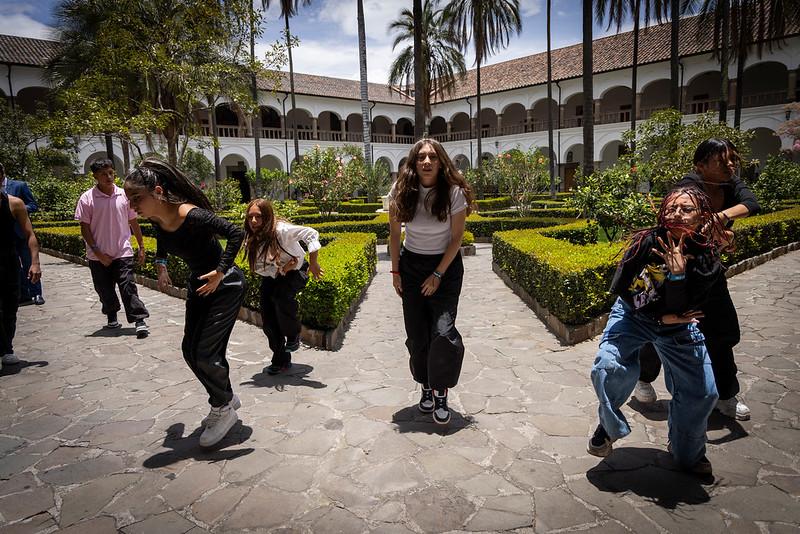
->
xmin=677 ymin=173 xmax=760 ymax=217
xmin=610 ymin=228 xmax=724 ymax=321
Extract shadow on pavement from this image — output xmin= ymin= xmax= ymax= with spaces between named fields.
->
xmin=0 ymin=360 xmax=49 ymax=376
xmin=241 ymin=363 xmax=327 ymax=392
xmin=86 ymin=327 xmax=138 ymax=338
xmin=143 ymin=422 xmax=254 ymax=469
xmin=706 ymin=412 xmax=749 ymax=444
xmin=627 ymin=398 xmax=669 ymax=421
xmin=586 ymin=446 xmax=715 ymax=509
xmin=391 ymin=406 xmax=474 ymax=435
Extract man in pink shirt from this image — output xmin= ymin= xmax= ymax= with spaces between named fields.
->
xmin=75 ymin=158 xmax=150 ymax=338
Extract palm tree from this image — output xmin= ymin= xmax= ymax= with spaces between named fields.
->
xmin=263 ymin=0 xmax=311 ymax=164
xmin=670 ymin=0 xmax=680 ymax=108
xmin=683 ymin=0 xmax=731 ymax=121
xmin=583 ymin=0 xmax=595 ymax=175
xmin=596 ymin=0 xmax=668 ymax=145
xmin=388 ymin=1 xmax=467 ymax=122
xmin=443 ymin=0 xmax=522 ymax=168
xmin=250 ymin=7 xmax=263 ymax=188
xmin=546 ymin=0 xmax=556 ymax=197
xmin=414 ymin=0 xmax=425 ymax=139
xmin=357 ymin=0 xmax=372 ymax=164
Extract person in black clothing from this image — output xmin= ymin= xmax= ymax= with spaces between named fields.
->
xmin=588 ymin=186 xmax=727 ymax=475
xmin=0 ymin=191 xmax=41 ymax=371
xmin=124 ymin=159 xmax=245 ymax=448
xmin=633 ymin=139 xmax=759 ymax=421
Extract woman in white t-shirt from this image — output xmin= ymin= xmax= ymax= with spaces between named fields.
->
xmin=244 ymin=198 xmax=324 ymax=375
xmin=388 ymin=138 xmax=474 ymax=425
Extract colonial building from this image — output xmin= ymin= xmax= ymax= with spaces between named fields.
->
xmin=1 ymin=12 xmax=797 ymax=193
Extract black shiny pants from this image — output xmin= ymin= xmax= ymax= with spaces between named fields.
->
xmin=183 ymin=266 xmax=246 ymax=407
xmin=0 ymin=255 xmax=20 ymax=355
xmin=400 ymin=248 xmax=465 ymax=390
xmin=259 ymin=267 xmax=307 ymax=366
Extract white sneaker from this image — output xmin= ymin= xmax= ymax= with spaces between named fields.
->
xmin=633 ymin=381 xmax=657 ymax=403
xmin=2 ymin=353 xmax=20 ymax=365
xmin=199 ymin=404 xmax=238 ymax=447
xmin=717 ymin=397 xmax=751 ymax=421
xmin=201 ymin=394 xmax=241 ymax=427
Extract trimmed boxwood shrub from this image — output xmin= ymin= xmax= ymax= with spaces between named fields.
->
xmin=336 ymin=201 xmax=383 ymax=213
xmin=292 ymin=213 xmax=377 ymax=225
xmin=475 ymin=196 xmax=513 ymax=211
xmin=493 ymin=207 xmax=800 ymax=326
xmin=35 ymin=226 xmax=377 ymax=331
xmin=477 ymin=208 xmax=580 ymax=218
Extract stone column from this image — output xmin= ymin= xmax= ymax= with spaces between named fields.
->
xmin=559 ymin=104 xmax=566 ymax=128
xmin=594 ymin=99 xmax=602 ymax=124
xmin=496 ymin=114 xmax=503 ymax=136
xmin=526 ymin=108 xmax=534 ymax=132
xmin=788 ymin=70 xmax=797 ymax=102
xmin=391 ymin=122 xmax=396 ymax=143
xmin=729 ymin=79 xmax=737 ymax=107
xmin=312 ymin=117 xmax=318 ymax=140
xmin=635 ymin=92 xmax=643 ymax=119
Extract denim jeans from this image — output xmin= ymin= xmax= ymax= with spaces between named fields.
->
xmin=591 ymin=298 xmax=719 ymax=468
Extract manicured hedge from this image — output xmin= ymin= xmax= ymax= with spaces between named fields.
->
xmin=477 ymin=208 xmax=580 ymax=218
xmin=465 ymin=214 xmax=571 ymax=237
xmin=475 ymin=196 xmax=513 ymax=211
xmin=336 ymin=201 xmax=384 ymax=213
xmin=493 ymin=207 xmax=800 ymax=326
xmin=36 ymin=226 xmax=377 ymax=331
xmin=292 ymin=213 xmax=377 ymax=225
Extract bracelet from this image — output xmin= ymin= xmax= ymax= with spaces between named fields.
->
xmin=667 ymin=272 xmax=686 ymax=281
xmin=154 ymin=258 xmax=168 ymax=266
xmin=432 ymin=270 xmax=442 ymax=279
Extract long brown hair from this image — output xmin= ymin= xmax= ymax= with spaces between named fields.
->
xmin=391 ymin=138 xmax=474 ymax=222
xmin=124 ymin=158 xmax=213 ymax=211
xmin=243 ymin=198 xmax=286 ymax=272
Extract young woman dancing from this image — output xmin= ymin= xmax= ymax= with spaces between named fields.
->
xmin=243 ymin=198 xmax=323 ymax=375
xmin=124 ymin=159 xmax=245 ymax=448
xmin=589 ymin=186 xmax=728 ymax=475
xmin=388 ymin=138 xmax=474 ymax=425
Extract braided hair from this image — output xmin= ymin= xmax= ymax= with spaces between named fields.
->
xmin=124 ymin=158 xmax=213 ymax=211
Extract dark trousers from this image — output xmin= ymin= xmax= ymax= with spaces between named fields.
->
xmin=639 ymin=276 xmax=741 ymax=399
xmin=400 ymin=248 xmax=465 ymax=390
xmin=0 ymin=256 xmax=20 ymax=355
xmin=15 ymin=237 xmax=42 ymax=302
xmin=259 ymin=267 xmax=307 ymax=366
xmin=88 ymin=257 xmax=149 ymax=323
xmin=183 ymin=266 xmax=246 ymax=407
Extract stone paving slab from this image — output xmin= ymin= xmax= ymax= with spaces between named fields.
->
xmin=0 ymin=246 xmax=798 ymax=533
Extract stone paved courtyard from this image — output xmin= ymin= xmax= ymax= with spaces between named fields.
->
xmin=1 ymin=244 xmax=799 ymax=533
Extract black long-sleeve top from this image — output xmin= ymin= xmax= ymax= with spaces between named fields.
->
xmin=677 ymin=173 xmax=760 ymax=217
xmin=610 ymin=228 xmax=723 ymax=321
xmin=155 ymin=208 xmax=244 ymax=276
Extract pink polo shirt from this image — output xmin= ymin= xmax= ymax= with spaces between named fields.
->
xmin=74 ymin=185 xmax=137 ymax=261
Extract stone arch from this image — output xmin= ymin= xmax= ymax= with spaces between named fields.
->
xmin=259 ymin=154 xmax=283 ymax=171
xmin=16 ymin=86 xmax=51 ymax=114
xmin=220 ymin=153 xmax=249 ymax=201
xmin=501 ymin=103 xmax=526 ymax=135
xmin=478 ymin=108 xmax=498 ymax=137
xmin=561 ymin=143 xmax=584 ymax=191
xmin=318 ymin=110 xmax=343 ymax=141
xmin=451 ymin=112 xmax=471 ymax=140
xmin=530 ymin=98 xmax=558 ymax=132
xmin=396 ymin=118 xmax=414 ymax=142
xmin=372 ymin=115 xmax=392 ymax=135
xmin=685 ymin=71 xmax=721 ymax=114
xmin=215 ymin=103 xmax=243 ymax=137
xmin=287 ymin=108 xmax=313 ymax=140
xmin=376 ymin=156 xmax=394 ymax=173
xmin=748 ymin=127 xmax=781 ymax=169
xmin=599 ymin=86 xmax=633 ymax=124
xmin=453 ymin=154 xmax=471 ymax=172
xmin=345 ymin=113 xmax=364 ymax=142
xmin=740 ymin=61 xmax=789 ymax=108
xmin=599 ymin=140 xmax=627 ymax=170
xmin=640 ymin=78 xmax=672 ymax=118
xmin=429 ymin=116 xmax=447 ymax=140
xmin=83 ymin=152 xmax=124 ymax=175
xmin=563 ymin=93 xmax=585 ymax=128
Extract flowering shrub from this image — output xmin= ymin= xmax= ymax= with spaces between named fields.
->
xmin=293 ymin=145 xmax=364 ymax=216
xmin=488 ymin=147 xmax=550 ymax=216
xmin=248 ymin=167 xmax=289 ymax=199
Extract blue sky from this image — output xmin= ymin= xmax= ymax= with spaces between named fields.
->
xmin=0 ymin=0 xmax=641 ymax=83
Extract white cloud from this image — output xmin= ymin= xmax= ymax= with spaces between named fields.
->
xmin=520 ymin=0 xmax=543 ymax=17
xmin=316 ymin=0 xmax=410 ymax=45
xmin=0 ymin=5 xmax=54 ymax=39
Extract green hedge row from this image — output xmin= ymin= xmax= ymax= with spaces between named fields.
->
xmin=336 ymin=201 xmax=384 ymax=213
xmin=36 ymin=226 xmax=377 ymax=330
xmin=292 ymin=213 xmax=377 ymax=225
xmin=475 ymin=196 xmax=513 ymax=211
xmin=493 ymin=207 xmax=800 ymax=326
xmin=477 ymin=208 xmax=580 ymax=218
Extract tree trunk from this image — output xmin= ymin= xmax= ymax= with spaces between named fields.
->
xmin=251 ymin=9 xmax=262 ymax=188
xmin=630 ymin=0 xmax=640 ymax=150
xmin=209 ymin=96 xmax=221 ymax=187
xmin=286 ymin=12 xmax=300 ymax=164
xmin=582 ymin=0 xmax=594 ymax=176
xmin=719 ymin=6 xmax=730 ymax=123
xmin=122 ymin=138 xmax=131 ymax=175
xmin=670 ymin=0 xmax=680 ymax=109
xmin=413 ymin=0 xmax=425 ymax=140
xmin=547 ymin=0 xmax=556 ymax=198
xmin=104 ymin=133 xmax=115 ymax=170
xmin=357 ymin=0 xmax=373 ymax=165
xmin=476 ymin=60 xmax=483 ymax=169
xmin=734 ymin=11 xmax=747 ymax=128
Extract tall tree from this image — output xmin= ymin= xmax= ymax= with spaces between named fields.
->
xmin=263 ymin=0 xmax=311 ymax=165
xmin=583 ymin=0 xmax=595 ymax=175
xmin=546 ymin=0 xmax=556 ymax=197
xmin=414 ymin=0 xmax=425 ymax=138
xmin=357 ymin=0 xmax=372 ymax=164
xmin=250 ymin=7 xmax=263 ymax=188
xmin=670 ymin=0 xmax=680 ymax=109
xmin=443 ymin=0 xmax=522 ymax=168
xmin=596 ymin=0 xmax=668 ymax=147
xmin=388 ymin=0 xmax=466 ymax=120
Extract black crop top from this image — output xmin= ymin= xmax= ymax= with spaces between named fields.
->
xmin=155 ymin=208 xmax=244 ymax=275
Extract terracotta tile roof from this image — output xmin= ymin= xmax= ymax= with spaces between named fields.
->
xmin=258 ymin=71 xmax=414 ymax=105
xmin=437 ymin=13 xmax=800 ymax=102
xmin=0 ymin=34 xmax=59 ymax=67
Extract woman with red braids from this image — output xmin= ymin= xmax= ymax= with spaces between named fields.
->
xmin=587 ymin=186 xmax=727 ymax=476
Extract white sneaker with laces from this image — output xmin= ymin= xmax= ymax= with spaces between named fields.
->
xmin=717 ymin=397 xmax=751 ymax=420
xmin=633 ymin=381 xmax=657 ymax=403
xmin=201 ymin=394 xmax=241 ymax=427
xmin=199 ymin=404 xmax=238 ymax=447
xmin=2 ymin=353 xmax=20 ymax=365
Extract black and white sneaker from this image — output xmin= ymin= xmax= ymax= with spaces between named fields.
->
xmin=418 ymin=386 xmax=434 ymax=413
xmin=432 ymin=389 xmax=450 ymax=425
xmin=285 ymin=335 xmax=301 ymax=352
xmin=104 ymin=314 xmax=121 ymax=329
xmin=135 ymin=320 xmax=149 ymax=339
xmin=587 ymin=424 xmax=614 ymax=457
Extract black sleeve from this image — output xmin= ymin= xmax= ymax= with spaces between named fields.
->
xmin=729 ymin=175 xmax=760 ymax=215
xmin=155 ymin=226 xmax=167 ymax=261
xmin=191 ymin=208 xmax=244 ymax=273
xmin=609 ymin=234 xmax=653 ymax=308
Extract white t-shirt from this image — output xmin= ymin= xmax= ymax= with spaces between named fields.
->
xmin=251 ymin=221 xmax=321 ymax=278
xmin=389 ymin=183 xmax=467 ymax=254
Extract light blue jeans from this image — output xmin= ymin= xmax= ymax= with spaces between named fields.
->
xmin=591 ymin=298 xmax=719 ymax=468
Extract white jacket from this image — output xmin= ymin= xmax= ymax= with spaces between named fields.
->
xmin=251 ymin=221 xmax=321 ymax=278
